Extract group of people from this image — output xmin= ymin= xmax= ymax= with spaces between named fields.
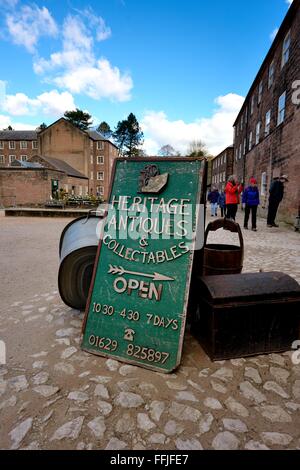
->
xmin=207 ymin=174 xmax=288 ymax=231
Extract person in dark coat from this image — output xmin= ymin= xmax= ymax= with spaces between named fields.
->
xmin=207 ymin=188 xmax=220 ymax=217
xmin=242 ymin=178 xmax=260 ymax=231
xmin=218 ymin=191 xmax=226 ymax=217
xmin=267 ymin=175 xmax=288 ymax=227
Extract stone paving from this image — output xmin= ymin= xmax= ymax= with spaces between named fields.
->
xmin=0 ymin=213 xmax=300 ymax=450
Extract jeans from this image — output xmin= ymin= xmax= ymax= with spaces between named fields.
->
xmin=267 ymin=199 xmax=280 ymax=225
xmin=210 ymin=202 xmax=218 ymax=216
xmin=244 ymin=205 xmax=258 ymax=229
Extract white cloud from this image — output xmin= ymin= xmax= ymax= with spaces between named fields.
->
xmin=286 ymin=0 xmax=293 ymax=5
xmin=0 ymin=0 xmax=18 ymax=9
xmin=6 ymin=4 xmax=58 ymax=53
xmin=34 ymin=13 xmax=132 ymax=102
xmin=0 ymin=114 xmax=37 ymax=130
xmin=141 ymin=93 xmax=245 ymax=156
xmin=2 ymin=90 xmax=76 ymax=117
xmin=270 ymin=28 xmax=279 ymax=41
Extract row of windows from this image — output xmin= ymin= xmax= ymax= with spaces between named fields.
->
xmin=90 ymin=141 xmax=105 ymax=150
xmin=235 ymin=91 xmax=286 ymax=160
xmin=90 ymin=155 xmax=104 ymax=165
xmin=212 ymin=172 xmax=226 ymax=185
xmin=236 ymin=29 xmax=291 ymax=135
xmin=0 ymin=155 xmax=28 ymax=163
xmin=90 ymin=171 xmax=105 ymax=181
xmin=0 ymin=141 xmax=38 ymax=150
xmin=212 ymin=153 xmax=227 ymax=169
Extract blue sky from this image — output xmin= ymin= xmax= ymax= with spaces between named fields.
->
xmin=0 ymin=0 xmax=294 ymax=155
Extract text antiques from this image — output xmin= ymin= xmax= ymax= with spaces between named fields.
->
xmin=81 ymin=159 xmax=205 ymax=372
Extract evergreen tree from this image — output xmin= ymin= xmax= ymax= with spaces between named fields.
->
xmin=97 ymin=121 xmax=112 ymax=138
xmin=64 ymin=108 xmax=92 ymax=131
xmin=113 ymin=113 xmax=144 ymax=157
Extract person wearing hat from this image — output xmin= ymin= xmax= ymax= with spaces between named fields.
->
xmin=242 ymin=177 xmax=260 ymax=231
xmin=267 ymin=175 xmax=289 ymax=227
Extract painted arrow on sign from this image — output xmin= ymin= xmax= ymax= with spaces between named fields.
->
xmin=108 ymin=265 xmax=175 ymax=282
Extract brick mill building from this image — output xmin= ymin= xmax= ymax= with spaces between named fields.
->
xmin=211 ymin=146 xmax=234 ymax=191
xmin=233 ymin=0 xmax=300 ymax=224
xmin=0 ymin=118 xmax=119 ymax=207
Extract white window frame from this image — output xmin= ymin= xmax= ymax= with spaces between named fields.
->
xmin=0 ymin=141 xmax=4 ymax=149
xmin=268 ymin=60 xmax=275 ymax=89
xmin=265 ymin=110 xmax=271 ymax=136
xmin=255 ymin=122 xmax=261 ymax=145
xmin=250 ymin=96 xmax=255 ymax=115
xmin=258 ymin=81 xmax=263 ymax=104
xmin=97 ymin=171 xmax=104 ymax=181
xmin=97 ymin=186 xmax=104 ymax=196
xmin=9 ymin=141 xmax=15 ymax=149
xmin=20 ymin=141 xmax=27 ymax=149
xmin=20 ymin=155 xmax=27 ymax=162
xmin=261 ymin=172 xmax=267 ymax=196
xmin=281 ymin=30 xmax=291 ymax=69
xmin=9 ymin=155 xmax=16 ymax=163
xmin=90 ymin=154 xmax=93 ymax=164
xmin=97 ymin=141 xmax=104 ymax=150
xmin=97 ymin=155 xmax=104 ymax=165
xmin=224 ymin=153 xmax=227 ymax=165
xmin=249 ymin=131 xmax=253 ymax=151
xmin=243 ymin=138 xmax=247 ymax=155
xmin=0 ymin=155 xmax=4 ymax=164
xmin=32 ymin=141 xmax=38 ymax=149
xmin=277 ymin=91 xmax=286 ymax=125
xmin=239 ymin=144 xmax=242 ymax=160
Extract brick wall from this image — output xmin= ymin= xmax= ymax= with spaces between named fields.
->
xmin=0 ymin=168 xmax=65 ymax=207
xmin=0 ymin=140 xmax=38 ymax=166
xmin=212 ymin=147 xmax=234 ymax=191
xmin=233 ymin=1 xmax=300 ymax=223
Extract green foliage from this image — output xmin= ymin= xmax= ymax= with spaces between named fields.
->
xmin=113 ymin=113 xmax=144 ymax=157
xmin=187 ymin=140 xmax=208 ymax=158
xmin=97 ymin=121 xmax=112 ymax=138
xmin=39 ymin=123 xmax=47 ymax=130
xmin=158 ymin=145 xmax=176 ymax=157
xmin=64 ymin=108 xmax=93 ymax=131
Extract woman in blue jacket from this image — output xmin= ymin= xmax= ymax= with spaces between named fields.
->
xmin=242 ymin=178 xmax=260 ymax=231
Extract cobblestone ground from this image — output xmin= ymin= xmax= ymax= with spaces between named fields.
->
xmin=0 ymin=213 xmax=300 ymax=450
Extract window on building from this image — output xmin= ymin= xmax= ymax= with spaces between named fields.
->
xmin=261 ymin=172 xmax=268 ymax=196
xmin=277 ymin=91 xmax=286 ymax=125
xmin=239 ymin=144 xmax=242 ymax=160
xmin=20 ymin=155 xmax=27 ymax=162
xmin=97 ymin=141 xmax=104 ymax=150
xmin=258 ymin=81 xmax=263 ymax=104
xmin=79 ymin=186 xmax=83 ymax=196
xmin=245 ymin=107 xmax=248 ymax=124
xmin=235 ymin=149 xmax=238 ymax=161
xmin=64 ymin=184 xmax=69 ymax=193
xmin=0 ymin=155 xmax=4 ymax=164
xmin=9 ymin=141 xmax=15 ymax=149
xmin=32 ymin=141 xmax=38 ymax=149
xmin=282 ymin=30 xmax=291 ymax=68
xmin=90 ymin=140 xmax=93 ymax=149
xmin=265 ymin=110 xmax=271 ymax=136
xmin=224 ymin=153 xmax=227 ymax=165
xmin=243 ymin=138 xmax=247 ymax=155
xmin=240 ymin=115 xmax=243 ymax=131
xmin=97 ymin=186 xmax=104 ymax=196
xmin=97 ymin=155 xmax=104 ymax=165
xmin=255 ymin=122 xmax=261 ymax=145
xmin=9 ymin=155 xmax=16 ymax=163
xmin=0 ymin=141 xmax=4 ymax=149
xmin=250 ymin=96 xmax=255 ymax=115
xmin=97 ymin=171 xmax=104 ymax=180
xmin=249 ymin=131 xmax=253 ymax=151
xmin=90 ymin=154 xmax=93 ymax=164
xmin=20 ymin=141 xmax=27 ymax=149
xmin=268 ymin=60 xmax=275 ymax=88
xmin=90 ymin=171 xmax=94 ymax=180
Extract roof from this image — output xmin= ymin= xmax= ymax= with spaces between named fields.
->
xmin=39 ymin=155 xmax=88 ymax=179
xmin=10 ymin=160 xmax=43 ymax=168
xmin=213 ymin=145 xmax=234 ymax=159
xmin=87 ymin=130 xmax=105 ymax=140
xmin=0 ymin=130 xmax=38 ymax=140
xmin=233 ymin=0 xmax=300 ymax=125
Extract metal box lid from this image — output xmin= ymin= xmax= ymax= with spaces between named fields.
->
xmin=199 ymin=272 xmax=300 ymax=305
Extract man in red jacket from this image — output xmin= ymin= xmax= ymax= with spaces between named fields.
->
xmin=225 ymin=175 xmax=243 ymax=221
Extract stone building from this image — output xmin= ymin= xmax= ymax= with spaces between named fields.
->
xmin=233 ymin=0 xmax=300 ymax=224
xmin=0 ymin=157 xmax=88 ymax=207
xmin=38 ymin=118 xmax=119 ymax=200
xmin=0 ymin=130 xmax=38 ymax=166
xmin=211 ymin=146 xmax=234 ymax=191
